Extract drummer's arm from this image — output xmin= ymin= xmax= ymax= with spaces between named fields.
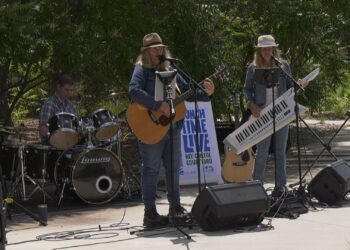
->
xmin=39 ymin=124 xmax=49 ymax=139
xmin=39 ymin=101 xmax=53 ymax=140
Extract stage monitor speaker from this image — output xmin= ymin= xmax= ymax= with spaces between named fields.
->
xmin=308 ymin=160 xmax=350 ymax=204
xmin=191 ymin=181 xmax=268 ymax=231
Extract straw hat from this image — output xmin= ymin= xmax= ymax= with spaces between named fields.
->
xmin=140 ymin=33 xmax=166 ymax=52
xmin=255 ymin=35 xmax=278 ymax=48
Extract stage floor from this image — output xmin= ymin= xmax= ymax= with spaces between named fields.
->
xmin=4 ymin=184 xmax=350 ymax=250
xmin=5 ymin=120 xmax=350 ymax=250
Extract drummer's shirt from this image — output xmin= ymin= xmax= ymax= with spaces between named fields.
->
xmin=39 ymin=94 xmax=76 ymax=128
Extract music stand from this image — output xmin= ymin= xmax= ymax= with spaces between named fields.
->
xmin=254 ymin=68 xmax=281 ymax=88
xmin=253 ymin=67 xmax=281 ymax=190
xmin=155 ymin=70 xmax=177 ymax=102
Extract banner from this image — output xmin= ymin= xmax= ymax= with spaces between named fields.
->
xmin=179 ymin=101 xmax=223 ymax=185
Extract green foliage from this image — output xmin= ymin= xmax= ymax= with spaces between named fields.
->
xmin=0 ymin=0 xmax=349 ymax=124
xmin=323 ymin=72 xmax=350 ymax=118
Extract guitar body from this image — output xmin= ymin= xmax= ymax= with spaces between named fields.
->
xmin=221 ymin=90 xmax=254 ymax=183
xmin=127 ymin=65 xmax=229 ymax=144
xmin=126 ymin=102 xmax=187 ymax=144
xmin=222 ymin=146 xmax=255 ymax=183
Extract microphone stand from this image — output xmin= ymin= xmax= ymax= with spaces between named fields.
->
xmin=158 ymin=70 xmax=191 ymax=239
xmin=270 ymin=77 xmax=278 ymax=189
xmin=254 ymin=68 xmax=280 ymax=193
xmin=271 ymin=56 xmax=305 ymax=194
xmin=170 ymin=62 xmax=209 ymax=194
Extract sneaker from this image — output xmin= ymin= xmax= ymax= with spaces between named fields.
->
xmin=168 ymin=204 xmax=187 ymax=217
xmin=143 ymin=208 xmax=169 ymax=228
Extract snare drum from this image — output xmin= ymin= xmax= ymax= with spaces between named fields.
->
xmin=90 ymin=109 xmax=118 ymax=141
xmin=48 ymin=112 xmax=79 ymax=150
xmin=55 ymin=148 xmax=124 ymax=204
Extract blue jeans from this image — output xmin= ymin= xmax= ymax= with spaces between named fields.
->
xmin=253 ymin=125 xmax=289 ymax=189
xmin=138 ymin=126 xmax=182 ymax=210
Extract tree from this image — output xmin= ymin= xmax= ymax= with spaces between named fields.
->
xmin=1 ymin=0 xmax=349 ymax=124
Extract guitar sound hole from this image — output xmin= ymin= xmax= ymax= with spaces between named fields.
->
xmin=158 ymin=115 xmax=170 ymax=126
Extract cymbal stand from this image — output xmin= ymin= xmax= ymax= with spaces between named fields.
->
xmin=54 ymin=150 xmax=73 ymax=207
xmin=114 ymin=129 xmax=141 ymax=200
xmin=26 ymin=149 xmax=53 ymax=202
xmin=57 ymin=175 xmax=70 ymax=207
xmin=11 ymin=145 xmax=52 ymax=201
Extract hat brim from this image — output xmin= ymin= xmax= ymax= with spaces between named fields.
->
xmin=141 ymin=44 xmax=167 ymax=52
xmin=255 ymin=43 xmax=279 ymax=48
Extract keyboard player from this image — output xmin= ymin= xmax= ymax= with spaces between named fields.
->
xmin=243 ymin=35 xmax=308 ymax=196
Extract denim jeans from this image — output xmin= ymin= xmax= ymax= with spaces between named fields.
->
xmin=253 ymin=125 xmax=289 ymax=188
xmin=138 ymin=126 xmax=182 ymax=210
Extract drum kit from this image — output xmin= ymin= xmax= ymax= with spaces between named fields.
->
xmin=0 ymin=92 xmax=140 ymax=208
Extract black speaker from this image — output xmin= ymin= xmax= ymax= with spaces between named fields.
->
xmin=191 ymin=181 xmax=268 ymax=231
xmin=308 ymin=160 xmax=350 ymax=204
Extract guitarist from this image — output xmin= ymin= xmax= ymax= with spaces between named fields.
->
xmin=243 ymin=35 xmax=308 ymax=196
xmin=128 ymin=33 xmax=215 ymax=228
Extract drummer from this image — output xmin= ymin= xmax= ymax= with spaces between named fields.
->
xmin=39 ymin=74 xmax=77 ymax=143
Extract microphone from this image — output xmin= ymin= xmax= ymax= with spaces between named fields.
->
xmin=270 ymin=54 xmax=282 ymax=65
xmin=159 ymin=55 xmax=181 ymax=63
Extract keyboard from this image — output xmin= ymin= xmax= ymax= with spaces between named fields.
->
xmin=224 ymin=88 xmax=307 ymax=154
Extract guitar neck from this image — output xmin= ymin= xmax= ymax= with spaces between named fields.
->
xmin=173 ymin=88 xmax=194 ymax=107
xmin=171 ymin=65 xmax=228 ymax=107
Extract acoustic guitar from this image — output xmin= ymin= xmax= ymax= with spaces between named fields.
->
xmin=221 ymin=91 xmax=255 ymax=183
xmin=127 ymin=65 xmax=229 ymax=144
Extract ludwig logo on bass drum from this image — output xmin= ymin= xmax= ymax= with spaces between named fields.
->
xmin=80 ymin=156 xmax=111 ymax=164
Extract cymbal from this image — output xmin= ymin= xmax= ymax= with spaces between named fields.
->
xmin=108 ymin=92 xmax=127 ymax=98
xmin=0 ymin=129 xmax=15 ymax=135
xmin=3 ymin=126 xmax=38 ymax=132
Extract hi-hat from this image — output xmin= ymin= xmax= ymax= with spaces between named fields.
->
xmin=4 ymin=126 xmax=38 ymax=132
xmin=0 ymin=129 xmax=15 ymax=135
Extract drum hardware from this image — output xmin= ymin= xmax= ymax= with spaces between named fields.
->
xmin=24 ymin=145 xmax=54 ymax=202
xmin=109 ymin=129 xmax=141 ymax=200
xmin=3 ymin=126 xmax=37 ymax=133
xmin=52 ymin=150 xmax=73 ymax=207
xmin=0 ymin=141 xmax=21 ymax=182
xmin=9 ymin=143 xmax=53 ymax=202
xmin=85 ymin=124 xmax=96 ymax=149
xmin=0 ymin=145 xmax=48 ymax=226
xmin=57 ymin=176 xmax=70 ymax=207
xmin=119 ymin=164 xmax=141 ymax=200
xmin=0 ymin=129 xmax=15 ymax=135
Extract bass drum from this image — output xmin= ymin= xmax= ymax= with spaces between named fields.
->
xmin=57 ymin=148 xmax=124 ymax=204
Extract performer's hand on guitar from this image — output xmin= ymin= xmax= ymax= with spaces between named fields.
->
xmin=158 ymin=101 xmax=170 ymax=117
xmin=249 ymin=102 xmax=262 ymax=118
xmin=203 ymin=78 xmax=215 ymax=96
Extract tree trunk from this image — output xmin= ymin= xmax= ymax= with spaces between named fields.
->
xmin=0 ymin=59 xmax=13 ymax=126
xmin=0 ymin=91 xmax=12 ymax=126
